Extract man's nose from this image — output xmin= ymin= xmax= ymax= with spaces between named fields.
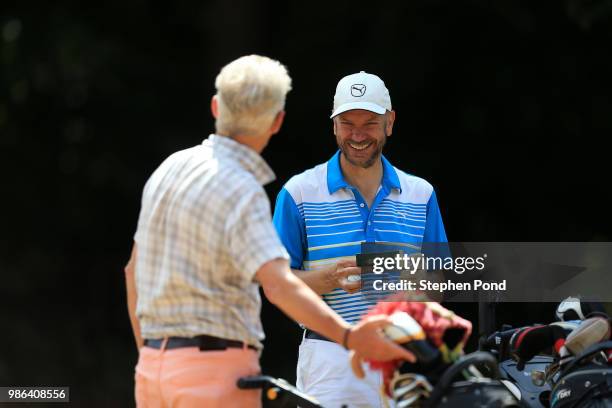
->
xmin=350 ymin=128 xmax=368 ymax=141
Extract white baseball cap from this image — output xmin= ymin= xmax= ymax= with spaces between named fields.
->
xmin=330 ymin=71 xmax=392 ymax=118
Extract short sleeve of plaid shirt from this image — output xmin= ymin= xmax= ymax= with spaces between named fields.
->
xmin=226 ymin=186 xmax=289 ymax=281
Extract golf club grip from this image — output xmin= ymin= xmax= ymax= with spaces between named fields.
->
xmin=237 ymin=376 xmax=269 ymax=389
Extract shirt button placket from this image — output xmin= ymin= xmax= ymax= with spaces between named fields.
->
xmin=357 ymin=202 xmax=368 ymax=234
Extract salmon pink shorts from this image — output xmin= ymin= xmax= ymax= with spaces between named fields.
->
xmin=135 ymin=341 xmax=261 ymax=407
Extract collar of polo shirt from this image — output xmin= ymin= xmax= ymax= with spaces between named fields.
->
xmin=326 ymin=150 xmax=402 ymax=195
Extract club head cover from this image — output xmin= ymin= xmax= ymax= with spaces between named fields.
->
xmin=555 ymin=297 xmax=606 ymax=322
xmin=377 ymin=311 xmax=440 ymax=396
xmin=483 ymin=327 xmax=519 ymax=353
xmin=360 ymin=301 xmax=471 ymax=396
xmin=564 ymin=316 xmax=612 ymax=356
xmin=383 ymin=312 xmax=440 ymax=365
xmin=550 ymin=320 xmax=580 ymax=353
xmin=510 ymin=324 xmax=569 ymax=370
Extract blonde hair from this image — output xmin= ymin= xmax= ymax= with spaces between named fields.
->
xmin=214 ymin=55 xmax=292 ymax=137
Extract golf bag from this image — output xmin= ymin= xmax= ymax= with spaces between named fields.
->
xmin=420 ymin=351 xmax=519 ymax=408
xmin=549 ymin=341 xmax=612 ymax=408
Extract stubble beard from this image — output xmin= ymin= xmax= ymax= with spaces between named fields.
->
xmin=338 ymin=132 xmax=387 ymax=169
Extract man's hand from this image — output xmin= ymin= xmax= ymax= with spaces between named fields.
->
xmin=325 ymin=258 xmax=361 ymax=294
xmin=290 ymin=257 xmax=361 ymax=295
xmin=347 ymin=315 xmax=416 ymax=378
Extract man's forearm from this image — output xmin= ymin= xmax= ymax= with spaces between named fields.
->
xmin=291 ymin=267 xmax=336 ymax=295
xmin=125 ymin=244 xmax=144 ymax=349
xmin=259 ymin=260 xmax=349 ymax=344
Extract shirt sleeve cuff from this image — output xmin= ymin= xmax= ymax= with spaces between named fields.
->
xmin=243 ymin=245 xmax=290 ymax=281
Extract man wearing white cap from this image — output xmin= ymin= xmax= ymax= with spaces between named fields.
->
xmin=273 ymin=72 xmax=448 ymax=407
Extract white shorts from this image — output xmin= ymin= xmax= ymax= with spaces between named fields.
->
xmin=296 ymin=337 xmax=391 ymax=408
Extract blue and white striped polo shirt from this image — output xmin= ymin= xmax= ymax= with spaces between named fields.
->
xmin=273 ymin=151 xmax=447 ymax=324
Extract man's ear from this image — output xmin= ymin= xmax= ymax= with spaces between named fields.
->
xmin=332 ymin=117 xmax=338 ymax=136
xmin=269 ymin=110 xmax=286 ymax=135
xmin=385 ymin=110 xmax=396 ymax=136
xmin=211 ymin=95 xmax=219 ymax=119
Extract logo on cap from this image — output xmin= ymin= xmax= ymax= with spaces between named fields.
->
xmin=350 ymin=84 xmax=366 ymax=97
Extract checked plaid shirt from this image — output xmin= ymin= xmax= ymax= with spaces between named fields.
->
xmin=134 ymin=134 xmax=289 ymax=349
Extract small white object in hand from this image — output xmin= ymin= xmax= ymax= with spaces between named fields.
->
xmin=347 ymin=274 xmax=361 ymax=282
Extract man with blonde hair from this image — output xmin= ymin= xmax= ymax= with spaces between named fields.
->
xmin=125 ymin=56 xmax=414 ymax=407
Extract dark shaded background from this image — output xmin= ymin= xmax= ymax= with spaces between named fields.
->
xmin=1 ymin=0 xmax=612 ymax=406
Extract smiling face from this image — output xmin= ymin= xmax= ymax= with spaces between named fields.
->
xmin=333 ymin=109 xmax=395 ymax=169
